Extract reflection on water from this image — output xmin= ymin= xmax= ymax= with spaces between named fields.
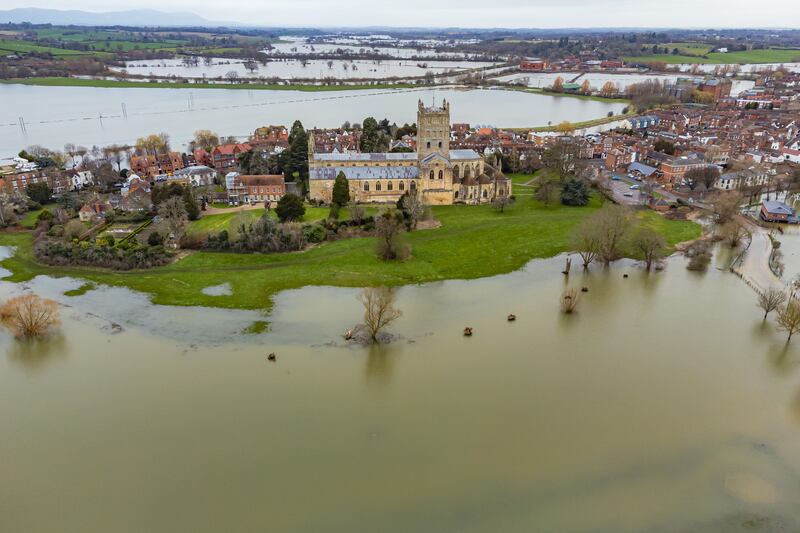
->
xmin=2 ymin=252 xmax=800 ymax=533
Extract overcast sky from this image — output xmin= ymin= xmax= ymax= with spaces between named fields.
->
xmin=8 ymin=0 xmax=800 ymax=28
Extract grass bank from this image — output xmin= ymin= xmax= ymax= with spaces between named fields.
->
xmin=0 ymin=200 xmax=700 ymax=311
xmin=0 ymin=77 xmax=418 ymax=92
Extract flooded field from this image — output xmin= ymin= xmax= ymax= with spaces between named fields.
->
xmin=496 ymin=71 xmax=756 ymax=95
xmin=0 ymin=85 xmax=627 ymax=154
xmin=1 ymin=246 xmax=800 ymax=533
xmin=113 ymin=57 xmax=498 ymax=81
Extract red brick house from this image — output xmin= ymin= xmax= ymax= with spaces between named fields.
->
xmin=211 ymin=143 xmax=252 ymax=171
xmin=228 ymin=174 xmax=286 ymax=205
xmin=130 ymin=152 xmax=184 ymax=177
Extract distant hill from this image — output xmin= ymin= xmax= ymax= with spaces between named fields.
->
xmin=0 ymin=7 xmax=235 ymax=27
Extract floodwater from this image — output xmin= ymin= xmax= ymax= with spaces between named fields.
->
xmin=113 ymin=57 xmax=498 ymax=81
xmin=497 ymin=72 xmax=756 ymax=95
xmin=266 ymin=39 xmax=486 ymax=60
xmin=2 ymin=246 xmax=800 ymax=533
xmin=0 ymin=85 xmax=626 ymax=155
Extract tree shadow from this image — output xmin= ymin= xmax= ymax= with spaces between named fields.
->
xmin=6 ymin=333 xmax=68 ymax=373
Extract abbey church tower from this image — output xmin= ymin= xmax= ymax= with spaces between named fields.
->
xmin=417 ymin=99 xmax=450 ymax=159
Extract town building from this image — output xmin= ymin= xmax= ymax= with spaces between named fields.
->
xmin=227 ymin=174 xmax=286 ymax=206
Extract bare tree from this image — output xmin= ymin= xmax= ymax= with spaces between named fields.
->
xmin=192 ymin=129 xmax=220 ymax=152
xmin=631 ymin=226 xmax=667 ymax=270
xmin=226 ymin=71 xmax=240 ymax=83
xmin=349 ymin=204 xmax=367 ymax=225
xmin=757 ymin=287 xmax=787 ymax=320
xmin=777 ymin=299 xmax=800 ymax=342
xmin=0 ymin=194 xmax=18 ymax=228
xmin=356 ymin=286 xmax=402 ymax=343
xmin=534 ymin=174 xmax=560 ymax=205
xmin=400 ymin=193 xmax=428 ymax=229
xmin=592 ymin=204 xmax=631 ymax=265
xmin=570 ymin=218 xmax=600 ymax=268
xmin=158 ymin=196 xmax=188 ymax=242
xmin=718 ymin=220 xmax=750 ymax=248
xmin=0 ymin=294 xmax=61 ymax=340
xmin=709 ymin=192 xmax=743 ymax=224
xmin=686 ymin=240 xmax=713 ymax=271
xmin=375 ymin=209 xmax=409 ymax=260
xmin=492 ymin=194 xmax=515 ymax=213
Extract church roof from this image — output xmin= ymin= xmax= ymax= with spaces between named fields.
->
xmin=420 ymin=152 xmax=451 ymax=165
xmin=313 ymin=152 xmax=417 ymax=162
xmin=449 ymin=149 xmax=482 ymax=160
xmin=310 ymin=165 xmax=419 ymax=180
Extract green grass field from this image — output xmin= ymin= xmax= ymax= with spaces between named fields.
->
xmin=0 ymin=39 xmax=93 ymax=56
xmin=625 ymin=48 xmax=800 ymax=65
xmin=663 ymin=42 xmax=714 ymax=56
xmin=0 ymin=77 xmax=417 ymax=92
xmin=0 ymin=200 xmax=700 ymax=311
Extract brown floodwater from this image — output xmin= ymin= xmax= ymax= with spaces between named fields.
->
xmin=1 ymin=248 xmax=799 ymax=533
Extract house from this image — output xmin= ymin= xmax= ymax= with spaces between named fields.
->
xmin=78 ymin=198 xmax=113 ymax=222
xmin=782 ymin=136 xmax=800 ymax=163
xmin=760 ymin=200 xmax=798 ymax=223
xmin=520 ymin=58 xmax=547 ymax=71
xmin=171 ymin=165 xmax=216 ymax=187
xmin=211 ymin=143 xmax=252 ymax=170
xmin=130 ymin=152 xmax=185 ymax=177
xmin=715 ymin=168 xmax=770 ymax=190
xmin=119 ymin=188 xmax=152 ymax=213
xmin=66 ymin=169 xmax=94 ymax=190
xmin=627 ymin=162 xmax=658 ymax=179
xmin=227 ymin=175 xmax=286 ymax=206
xmin=622 ymin=115 xmax=661 ymax=130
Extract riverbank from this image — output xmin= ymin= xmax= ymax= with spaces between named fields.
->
xmin=0 ymin=200 xmax=700 ymax=311
xmin=0 ymin=77 xmax=418 ymax=92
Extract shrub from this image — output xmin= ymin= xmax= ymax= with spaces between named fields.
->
xmin=147 ymin=231 xmax=164 ymax=246
xmin=37 ymin=209 xmax=54 ymax=222
xmin=33 ymin=238 xmax=172 ymax=270
xmin=303 ymin=224 xmax=327 ymax=244
xmin=275 ymin=193 xmax=305 ymax=222
xmin=63 ymin=219 xmax=86 ymax=241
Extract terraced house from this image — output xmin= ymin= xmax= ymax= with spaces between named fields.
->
xmin=308 ymin=100 xmax=511 ymax=205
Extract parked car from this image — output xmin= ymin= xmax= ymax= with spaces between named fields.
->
xmin=629 ymin=184 xmax=640 ymax=190
xmin=623 ymin=192 xmax=634 ymax=197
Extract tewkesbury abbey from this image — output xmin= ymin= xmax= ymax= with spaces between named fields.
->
xmin=308 ymin=100 xmax=512 ymax=205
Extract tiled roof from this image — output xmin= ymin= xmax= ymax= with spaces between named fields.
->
xmin=310 ymin=165 xmax=419 ymax=180
xmin=313 ymin=152 xmax=417 ymax=162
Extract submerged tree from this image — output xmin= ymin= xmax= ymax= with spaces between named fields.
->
xmin=0 ymin=294 xmax=61 ymax=340
xmin=560 ymin=288 xmax=579 ymax=314
xmin=631 ymin=227 xmax=667 ymax=271
xmin=777 ymin=299 xmax=800 ymax=342
xmin=357 ymin=286 xmax=402 ymax=343
xmin=570 ymin=218 xmax=601 ymax=268
xmin=593 ymin=204 xmax=631 ymax=265
xmin=758 ymin=287 xmax=787 ymax=320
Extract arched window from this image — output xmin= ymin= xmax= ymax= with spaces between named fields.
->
xmin=426 ymin=141 xmax=431 ymax=149
xmin=410 ymin=181 xmax=417 ymax=191
xmin=376 ymin=181 xmax=382 ymax=191
xmin=465 ymin=166 xmax=471 ymax=179
xmin=429 ymin=170 xmax=434 ymax=180
xmin=363 ymin=182 xmax=369 ymax=192
xmin=387 ymin=181 xmax=393 ymax=191
xmin=438 ymin=141 xmax=442 ymax=148
xmin=438 ymin=170 xmax=443 ymax=180
xmin=399 ymin=181 xmax=405 ymax=191
xmin=453 ymin=166 xmax=460 ymax=179
xmin=482 ymin=189 xmax=488 ymax=198
xmin=455 ymin=190 xmax=459 ymax=199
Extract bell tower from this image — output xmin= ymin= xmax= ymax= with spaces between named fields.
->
xmin=417 ymin=99 xmax=450 ymax=159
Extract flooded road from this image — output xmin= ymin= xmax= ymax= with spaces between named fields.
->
xmin=2 ymin=249 xmax=800 ymax=533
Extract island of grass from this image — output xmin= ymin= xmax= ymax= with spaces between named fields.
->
xmin=0 ymin=77 xmax=419 ymax=92
xmin=0 ymin=198 xmax=701 ymax=311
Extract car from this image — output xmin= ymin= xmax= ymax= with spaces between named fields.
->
xmin=611 ymin=175 xmax=621 ymax=181
xmin=623 ymin=192 xmax=634 ymax=197
xmin=629 ymin=184 xmax=640 ymax=189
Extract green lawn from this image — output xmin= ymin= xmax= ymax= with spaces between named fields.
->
xmin=663 ymin=42 xmax=714 ymax=56
xmin=625 ymin=48 xmax=800 ymax=65
xmin=0 ymin=200 xmax=700 ymax=311
xmin=188 ymin=205 xmax=374 ymax=233
xmin=0 ymin=77 xmax=417 ymax=92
